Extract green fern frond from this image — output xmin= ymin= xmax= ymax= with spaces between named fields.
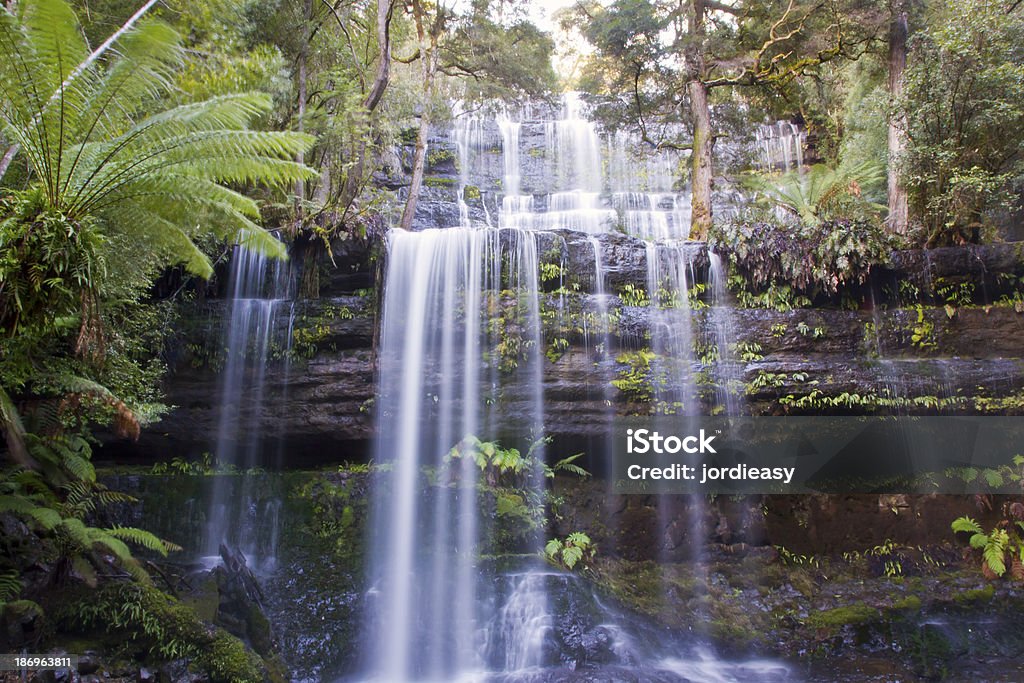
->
xmin=105 ymin=526 xmax=181 ymax=557
xmin=984 ymin=529 xmax=1009 ymax=576
xmin=951 ymin=516 xmax=984 ymax=535
xmin=0 ymin=570 xmax=21 ymax=602
xmin=0 ymin=494 xmax=62 ymax=529
xmin=58 ymin=517 xmax=93 ymax=548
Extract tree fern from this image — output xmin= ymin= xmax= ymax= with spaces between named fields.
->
xmin=106 ymin=526 xmax=182 ymax=556
xmin=743 ymin=161 xmax=886 ymax=225
xmin=0 ymin=0 xmax=316 ymax=279
xmin=0 ymin=493 xmax=62 ymax=529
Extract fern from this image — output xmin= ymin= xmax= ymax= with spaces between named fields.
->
xmin=0 ymin=570 xmax=21 ymax=603
xmin=561 ymin=546 xmax=584 ymax=569
xmin=984 ymin=529 xmax=1009 ymax=577
xmin=951 ymin=516 xmax=983 ymax=535
xmin=0 ymin=0 xmax=316 ymax=286
xmin=567 ymin=532 xmax=592 ymax=547
xmin=545 ymin=453 xmax=590 ymax=479
xmin=106 ymin=526 xmax=182 ymax=556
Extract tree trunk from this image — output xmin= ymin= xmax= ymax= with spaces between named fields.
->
xmin=364 ymin=0 xmax=394 ymax=112
xmin=887 ymin=0 xmax=909 ymax=234
xmin=339 ymin=0 xmax=394 ymax=214
xmin=398 ymin=0 xmax=437 ymax=232
xmin=0 ymin=143 xmax=19 ymax=183
xmin=294 ymin=0 xmax=313 ymax=220
xmin=686 ymin=0 xmax=714 ymax=241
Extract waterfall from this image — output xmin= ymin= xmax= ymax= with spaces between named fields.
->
xmin=645 ymin=243 xmax=699 ymax=415
xmin=453 ymin=106 xmax=491 ymax=226
xmin=708 ymin=252 xmax=744 ymax=416
xmin=366 ymin=227 xmax=545 ymax=681
xmin=204 ymin=245 xmax=291 ymax=570
xmin=755 ymin=121 xmax=806 ymax=172
xmin=360 ymin=93 xmax=790 ymax=681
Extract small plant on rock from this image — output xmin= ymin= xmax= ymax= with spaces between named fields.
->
xmin=951 ymin=510 xmax=1024 ymax=580
xmin=545 ymin=532 xmax=594 ymax=570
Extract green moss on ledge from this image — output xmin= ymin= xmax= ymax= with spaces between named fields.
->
xmin=806 ymin=604 xmax=880 ymax=632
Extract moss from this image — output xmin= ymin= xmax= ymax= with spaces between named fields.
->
xmin=953 ymin=584 xmax=995 ymax=604
xmin=427 ymin=148 xmax=455 ymax=167
xmin=463 ymin=184 xmax=481 ymax=200
xmin=806 ymin=604 xmax=879 ymax=631
xmin=192 ymin=632 xmax=263 ymax=683
xmin=891 ymin=595 xmax=923 ymax=612
xmin=424 ymin=175 xmax=456 ymax=187
xmin=57 ymin=582 xmax=270 ymax=683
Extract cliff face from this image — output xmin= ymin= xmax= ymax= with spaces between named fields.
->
xmin=98 ymin=127 xmax=1024 ymax=467
xmin=104 ymin=236 xmax=1024 ymax=467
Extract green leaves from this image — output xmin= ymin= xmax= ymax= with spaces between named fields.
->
xmin=952 ymin=515 xmax=1024 ymax=579
xmin=0 ymin=1 xmax=316 ymax=280
xmin=545 ymin=532 xmax=594 ymax=571
xmin=951 ymin=516 xmax=983 ymax=535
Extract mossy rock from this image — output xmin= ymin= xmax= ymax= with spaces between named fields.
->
xmin=806 ymin=604 xmax=880 ymax=631
xmin=424 ymin=176 xmax=456 ymax=187
xmin=463 ymin=185 xmax=481 ymax=200
xmin=56 ymin=582 xmax=269 ymax=683
xmin=953 ymin=584 xmax=995 ymax=605
xmin=890 ymin=595 xmax=923 ymax=612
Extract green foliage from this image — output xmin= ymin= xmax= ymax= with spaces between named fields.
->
xmin=909 ymin=305 xmax=937 ymax=350
xmin=297 ymin=472 xmax=367 ymax=560
xmin=617 ymin=283 xmax=651 ymax=307
xmin=612 ymin=349 xmax=659 ymax=402
xmin=901 ymin=0 xmax=1024 ymax=243
xmin=733 ymin=341 xmax=764 ymax=362
xmin=951 ymin=515 xmax=1024 ymax=580
xmin=711 ymin=212 xmax=897 ymax=298
xmin=64 ymin=581 xmax=264 ymax=681
xmin=446 ymin=435 xmax=534 ymax=488
xmin=0 ymin=189 xmax=105 ymax=335
xmin=741 ymin=161 xmax=886 ymax=226
xmin=545 ymin=532 xmax=594 ymax=571
xmin=0 ymin=1 xmax=316 ymax=279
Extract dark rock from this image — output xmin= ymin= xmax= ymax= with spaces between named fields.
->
xmin=214 ymin=546 xmax=275 ymax=657
xmin=77 ymin=653 xmax=100 ymax=675
xmin=138 ymin=668 xmax=155 ymax=683
xmin=157 ymin=660 xmax=195 ymax=683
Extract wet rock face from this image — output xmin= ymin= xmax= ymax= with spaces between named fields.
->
xmin=101 ymin=296 xmax=376 ymax=465
xmin=551 ymin=478 xmax=1013 ymax=562
xmin=100 ymin=230 xmax=1024 ymax=467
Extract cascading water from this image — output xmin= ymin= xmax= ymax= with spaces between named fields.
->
xmin=365 ymin=226 xmax=546 ymax=681
xmin=755 ymin=121 xmax=806 ymax=172
xmin=708 ymin=252 xmax=744 ymax=416
xmin=360 ymin=94 xmax=791 ymax=682
xmin=204 ymin=246 xmax=292 ymax=570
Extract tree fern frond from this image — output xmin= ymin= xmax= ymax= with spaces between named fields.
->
xmin=236 ymin=224 xmax=288 ymax=263
xmin=105 ymin=526 xmax=181 ymax=556
xmin=0 ymin=494 xmax=61 ymax=529
xmin=36 ymin=374 xmax=140 ymax=438
xmin=102 ymin=203 xmax=214 ymax=277
xmin=20 ymin=0 xmax=90 ymax=95
xmin=2 ymin=1 xmax=316 ymax=282
xmin=0 ymin=570 xmax=21 ymax=602
xmin=59 ymin=517 xmax=93 ymax=548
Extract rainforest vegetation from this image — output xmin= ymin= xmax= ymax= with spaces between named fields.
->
xmin=1 ymin=0 xmax=1023 ymax=680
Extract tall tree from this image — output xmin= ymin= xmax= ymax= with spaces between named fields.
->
xmin=578 ymin=0 xmax=884 ymax=239
xmin=398 ymin=0 xmax=446 ymax=231
xmin=886 ymin=0 xmax=909 ymax=233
